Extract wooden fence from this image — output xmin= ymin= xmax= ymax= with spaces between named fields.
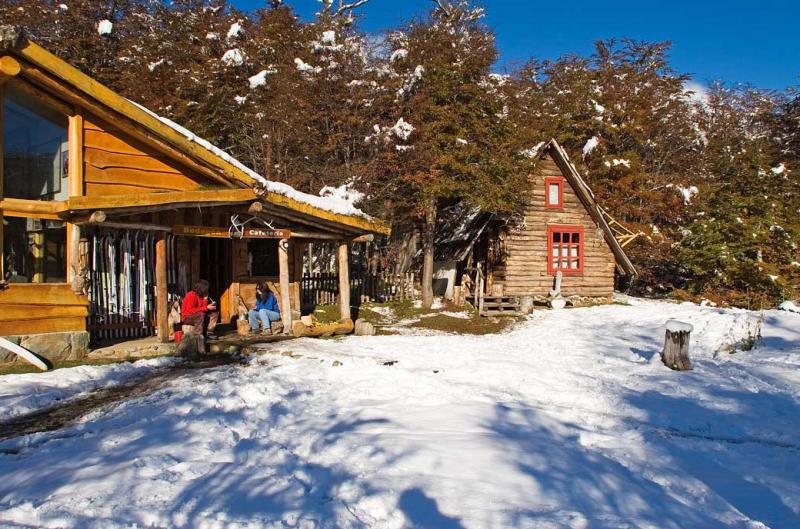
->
xmin=301 ymin=271 xmax=415 ymax=306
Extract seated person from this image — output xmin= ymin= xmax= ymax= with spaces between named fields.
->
xmin=248 ymin=282 xmax=281 ymax=333
xmin=181 ymin=279 xmax=219 ymax=339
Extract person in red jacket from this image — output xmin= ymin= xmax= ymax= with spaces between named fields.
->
xmin=181 ymin=279 xmax=219 ymax=339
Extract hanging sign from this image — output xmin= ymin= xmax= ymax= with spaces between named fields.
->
xmin=172 ymin=225 xmax=291 ymax=239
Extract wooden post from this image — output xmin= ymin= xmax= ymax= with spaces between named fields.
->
xmin=66 ymin=114 xmax=84 ymax=285
xmin=278 ymin=238 xmax=292 ymax=333
xmin=155 ymin=235 xmax=169 ymax=343
xmin=0 ymin=85 xmax=4 ymax=282
xmin=661 ymin=320 xmax=693 ymax=371
xmin=338 ymin=241 xmax=351 ymax=320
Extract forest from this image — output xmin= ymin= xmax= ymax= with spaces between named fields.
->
xmin=2 ymin=0 xmax=798 ymax=308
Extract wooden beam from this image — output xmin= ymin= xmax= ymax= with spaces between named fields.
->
xmin=289 ymin=231 xmax=375 ymax=242
xmin=0 ymin=198 xmax=69 ymax=216
xmin=81 ymin=219 xmax=171 ymax=232
xmin=278 ymin=238 xmax=293 ymax=334
xmin=338 ymin=241 xmax=351 ymax=320
xmin=8 ymin=76 xmax=72 ymax=116
xmin=155 ymin=235 xmax=169 ymax=343
xmin=15 ymin=42 xmax=257 ymax=187
xmin=0 ymin=55 xmax=20 ymax=86
xmin=66 ymin=188 xmax=257 ymax=213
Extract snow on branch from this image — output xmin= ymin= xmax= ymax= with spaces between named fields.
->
xmin=319 ymin=0 xmax=372 ymax=16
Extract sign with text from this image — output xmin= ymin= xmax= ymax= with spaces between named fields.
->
xmin=172 ymin=225 xmax=291 ymax=239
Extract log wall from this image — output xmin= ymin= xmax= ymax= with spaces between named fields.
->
xmin=497 ymin=154 xmax=616 ymax=298
xmin=0 ymin=284 xmax=88 ymax=335
xmin=82 ymin=115 xmax=202 ymax=196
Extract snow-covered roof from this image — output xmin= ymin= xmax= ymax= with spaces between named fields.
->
xmin=130 ymin=102 xmax=369 ymax=219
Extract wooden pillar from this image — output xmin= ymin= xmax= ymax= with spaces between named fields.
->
xmin=0 ymin=85 xmax=4 ymax=282
xmin=66 ymin=114 xmax=84 ymax=284
xmin=278 ymin=238 xmax=292 ymax=332
xmin=155 ymin=235 xmax=169 ymax=342
xmin=338 ymin=241 xmax=351 ymax=320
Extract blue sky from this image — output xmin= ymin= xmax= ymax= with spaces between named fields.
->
xmin=232 ymin=0 xmax=800 ymax=89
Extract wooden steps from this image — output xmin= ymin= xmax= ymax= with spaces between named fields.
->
xmin=468 ymin=295 xmax=521 ymax=317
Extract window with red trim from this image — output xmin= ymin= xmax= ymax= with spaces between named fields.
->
xmin=547 ymin=225 xmax=584 ymax=275
xmin=545 ymin=176 xmax=563 ymax=209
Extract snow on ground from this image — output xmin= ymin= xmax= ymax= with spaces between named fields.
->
xmin=0 ymin=357 xmax=180 ymax=422
xmin=1 ymin=299 xmax=799 ymax=529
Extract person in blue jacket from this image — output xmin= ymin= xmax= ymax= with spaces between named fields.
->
xmin=249 ymin=282 xmax=281 ymax=333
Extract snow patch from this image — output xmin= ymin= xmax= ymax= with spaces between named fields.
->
xmin=779 ymin=300 xmax=799 ymax=313
xmin=294 ymin=58 xmax=321 ymax=74
xmin=390 ymin=48 xmax=408 ymax=62
xmin=248 ymin=69 xmax=276 ymax=89
xmin=226 ymin=21 xmax=243 ymax=40
xmin=221 ymin=48 xmax=245 ymax=67
xmin=96 ymin=19 xmax=113 ymax=36
xmin=665 ymin=319 xmax=694 ymax=333
xmin=519 ymin=142 xmax=545 ymax=159
xmin=582 ymin=136 xmax=599 ymax=157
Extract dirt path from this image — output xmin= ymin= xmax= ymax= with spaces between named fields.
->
xmin=0 ymin=355 xmax=245 ymax=443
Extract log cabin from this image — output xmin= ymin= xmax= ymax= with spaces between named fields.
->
xmin=0 ymin=27 xmax=389 ymax=361
xmin=435 ymin=139 xmax=638 ymax=314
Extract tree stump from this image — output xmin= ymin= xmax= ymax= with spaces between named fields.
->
xmin=354 ymin=319 xmax=376 ymax=336
xmin=661 ymin=320 xmax=693 ymax=371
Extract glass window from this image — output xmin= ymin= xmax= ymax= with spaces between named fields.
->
xmin=548 ymin=183 xmax=560 ymax=205
xmin=545 ymin=177 xmax=563 ymax=208
xmin=248 ymin=239 xmax=279 ymax=277
xmin=3 ymin=86 xmax=69 ymax=201
xmin=3 ymin=216 xmax=67 ymax=283
xmin=548 ymin=226 xmax=583 ymax=274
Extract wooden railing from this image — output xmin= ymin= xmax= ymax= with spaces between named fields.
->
xmin=301 ymin=271 xmax=415 ymax=306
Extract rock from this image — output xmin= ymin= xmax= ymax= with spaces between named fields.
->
xmin=332 ymin=360 xmax=342 ymax=367
xmin=69 ymin=332 xmax=90 ymax=360
xmin=354 ymin=319 xmax=376 ymax=336
xmin=20 ymin=332 xmax=72 ymax=362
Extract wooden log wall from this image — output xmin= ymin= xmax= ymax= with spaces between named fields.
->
xmin=82 ymin=114 xmax=202 ymax=197
xmin=0 ymin=284 xmax=88 ymax=336
xmin=499 ymin=154 xmax=616 ymax=298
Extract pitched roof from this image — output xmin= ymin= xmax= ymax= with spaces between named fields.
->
xmin=0 ymin=26 xmax=389 ymax=236
xmin=542 ymin=139 xmax=637 ymax=276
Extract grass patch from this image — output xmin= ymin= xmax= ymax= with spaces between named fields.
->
xmin=0 ymin=357 xmax=132 ymax=377
xmin=410 ymin=313 xmax=518 ymax=335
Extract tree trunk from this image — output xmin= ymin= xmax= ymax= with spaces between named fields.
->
xmin=421 ymin=198 xmax=436 ymax=309
xmin=661 ymin=320 xmax=693 ymax=371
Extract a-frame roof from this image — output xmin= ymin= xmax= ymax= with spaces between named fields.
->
xmin=0 ymin=26 xmax=389 ymax=236
xmin=542 ymin=139 xmax=637 ymax=276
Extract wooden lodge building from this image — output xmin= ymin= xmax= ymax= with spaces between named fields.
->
xmin=0 ymin=27 xmax=389 ymax=360
xmin=435 ymin=139 xmax=637 ymax=312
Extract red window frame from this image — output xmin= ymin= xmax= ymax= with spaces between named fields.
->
xmin=547 ymin=225 xmax=584 ymax=275
xmin=545 ymin=176 xmax=564 ymax=209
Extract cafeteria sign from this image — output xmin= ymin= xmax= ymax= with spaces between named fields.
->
xmin=173 ymin=225 xmax=291 ymax=239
